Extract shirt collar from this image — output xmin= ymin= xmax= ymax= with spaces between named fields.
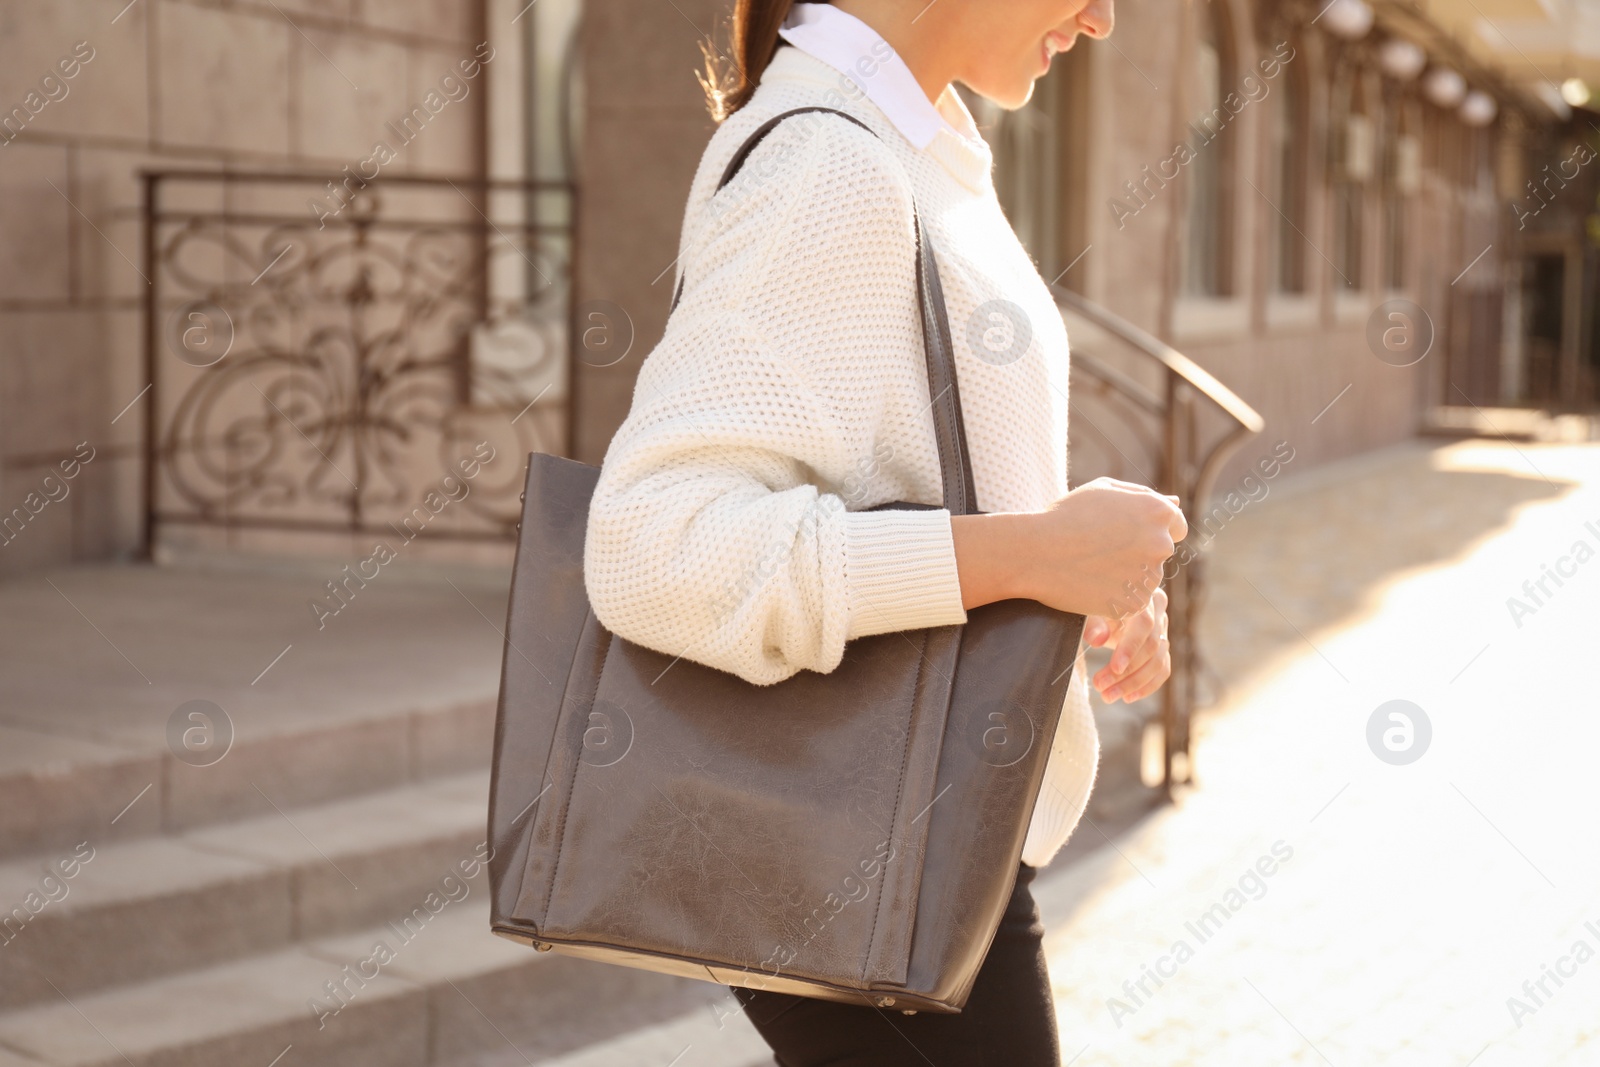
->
xmin=776 ymin=3 xmax=979 ymax=152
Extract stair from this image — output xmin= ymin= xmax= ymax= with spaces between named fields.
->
xmin=0 ymin=706 xmax=729 ymax=1067
xmin=0 ymin=771 xmax=491 ymax=1008
xmin=0 ymin=563 xmax=759 ymax=1066
xmin=0 ymin=902 xmax=729 ymax=1067
xmin=460 ymin=1004 xmax=777 ymax=1067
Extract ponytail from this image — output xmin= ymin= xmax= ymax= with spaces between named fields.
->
xmin=698 ymin=0 xmax=828 ymax=122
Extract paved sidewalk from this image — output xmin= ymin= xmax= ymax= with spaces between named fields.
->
xmin=1037 ymin=439 xmax=1600 ymax=1065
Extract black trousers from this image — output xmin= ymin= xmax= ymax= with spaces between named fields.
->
xmin=729 ymin=861 xmax=1060 ymax=1067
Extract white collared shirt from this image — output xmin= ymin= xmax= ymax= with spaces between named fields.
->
xmin=776 ymin=2 xmax=976 ymax=151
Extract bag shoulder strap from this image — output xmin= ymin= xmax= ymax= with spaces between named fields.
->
xmin=668 ymin=105 xmax=977 ymax=516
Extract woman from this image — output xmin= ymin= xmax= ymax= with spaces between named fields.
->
xmin=584 ymin=0 xmax=1185 ymax=1062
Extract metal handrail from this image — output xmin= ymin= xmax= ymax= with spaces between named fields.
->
xmin=1052 ymin=285 xmax=1264 ymax=432
xmin=1049 ymin=282 xmax=1264 ymax=796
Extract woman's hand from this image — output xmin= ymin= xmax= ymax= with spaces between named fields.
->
xmin=950 ymin=478 xmax=1186 ymax=617
xmin=1085 ymin=586 xmax=1170 ymax=703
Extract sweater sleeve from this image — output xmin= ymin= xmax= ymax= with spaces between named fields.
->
xmin=582 ymin=118 xmax=969 ymax=686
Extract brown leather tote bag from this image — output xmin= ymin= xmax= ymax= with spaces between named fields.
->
xmin=488 ymin=107 xmax=1086 ymax=1014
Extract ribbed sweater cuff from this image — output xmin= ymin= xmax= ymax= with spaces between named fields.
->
xmin=841 ymin=508 xmax=968 ymax=640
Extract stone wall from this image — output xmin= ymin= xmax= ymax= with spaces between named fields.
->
xmin=0 ymin=0 xmax=498 ymax=576
xmin=569 ymin=0 xmax=724 ymax=465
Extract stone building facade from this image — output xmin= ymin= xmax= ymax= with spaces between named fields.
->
xmin=0 ymin=0 xmax=572 ymax=574
xmin=1 ymin=0 xmax=1593 ymax=577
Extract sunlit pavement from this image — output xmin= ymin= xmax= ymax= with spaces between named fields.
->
xmin=1037 ymin=439 xmax=1600 ymax=1065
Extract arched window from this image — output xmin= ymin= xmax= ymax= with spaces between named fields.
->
xmin=1182 ymin=2 xmax=1236 ymax=297
xmin=1269 ymin=39 xmax=1309 ymax=293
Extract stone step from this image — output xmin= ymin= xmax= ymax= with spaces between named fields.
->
xmin=0 ymin=771 xmax=493 ymax=1010
xmin=0 ymin=562 xmax=508 ymax=864
xmin=0 ymin=697 xmax=495 ymax=865
xmin=0 ymin=900 xmax=717 ymax=1067
xmin=455 ymin=1004 xmax=776 ymax=1067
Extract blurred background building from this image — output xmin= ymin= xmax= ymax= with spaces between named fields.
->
xmin=1 ymin=0 xmax=1598 ymax=1064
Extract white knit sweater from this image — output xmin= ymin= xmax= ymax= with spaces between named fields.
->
xmin=583 ymin=40 xmax=1097 ymax=869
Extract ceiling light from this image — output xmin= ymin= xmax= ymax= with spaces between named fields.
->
xmin=1560 ymin=77 xmax=1591 ymax=107
xmin=1378 ymin=39 xmax=1427 ymax=81
xmin=1423 ymin=68 xmax=1467 ymax=108
xmin=1321 ymin=0 xmax=1375 ymax=40
xmin=1460 ymin=91 xmax=1498 ymax=126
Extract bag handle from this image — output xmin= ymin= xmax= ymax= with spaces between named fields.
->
xmin=669 ymin=106 xmax=978 ymax=517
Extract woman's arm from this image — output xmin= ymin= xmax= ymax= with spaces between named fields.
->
xmin=950 ymin=478 xmax=1187 ymax=616
xmin=952 ymin=482 xmax=1185 ymax=707
xmin=584 ymin=118 xmax=968 ymax=686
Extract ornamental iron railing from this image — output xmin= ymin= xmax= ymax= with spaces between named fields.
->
xmin=140 ymin=171 xmax=574 ymax=550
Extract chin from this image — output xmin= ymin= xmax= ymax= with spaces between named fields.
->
xmin=970 ymin=77 xmax=1037 ymax=112
xmin=979 ymin=81 xmax=1030 ymax=111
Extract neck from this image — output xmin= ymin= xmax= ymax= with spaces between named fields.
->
xmin=827 ymin=0 xmax=955 ymax=109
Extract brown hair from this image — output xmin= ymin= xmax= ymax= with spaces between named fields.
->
xmin=698 ymin=0 xmax=830 ymax=122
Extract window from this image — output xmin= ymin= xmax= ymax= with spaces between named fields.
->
xmin=1380 ymin=95 xmax=1418 ymax=291
xmin=965 ymin=80 xmax=1061 ymax=277
xmin=1182 ymin=2 xmax=1235 ymax=297
xmin=1330 ymin=71 xmax=1369 ymax=292
xmin=1270 ymin=44 xmax=1309 ymax=293
xmin=961 ymin=41 xmax=1092 ymax=294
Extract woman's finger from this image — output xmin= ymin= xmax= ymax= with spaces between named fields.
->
xmin=1167 ymin=505 xmax=1188 ymax=544
xmin=1103 ymin=638 xmax=1171 ymax=702
xmin=1098 ymin=626 xmax=1158 ymax=691
xmin=1107 ymin=607 xmax=1154 ymax=675
xmin=1094 ymin=613 xmax=1153 ymax=693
